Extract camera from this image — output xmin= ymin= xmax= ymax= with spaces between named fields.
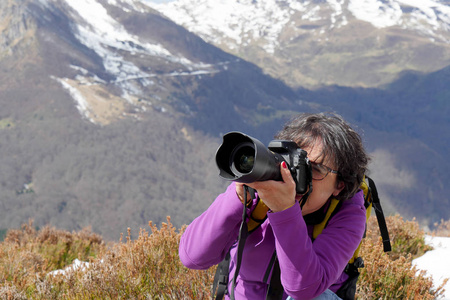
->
xmin=215 ymin=132 xmax=312 ymax=195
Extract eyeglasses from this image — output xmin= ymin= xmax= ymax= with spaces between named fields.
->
xmin=311 ymin=162 xmax=339 ymax=181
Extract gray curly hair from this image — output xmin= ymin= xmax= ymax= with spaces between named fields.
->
xmin=275 ymin=112 xmax=369 ymax=201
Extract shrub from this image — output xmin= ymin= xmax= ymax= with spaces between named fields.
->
xmin=357 ymin=230 xmax=444 ymax=299
xmin=32 ymin=217 xmax=215 ymax=299
xmin=366 ymin=214 xmax=432 ymax=261
xmin=0 ymin=219 xmax=104 ymax=299
xmin=0 ymin=215 xmax=446 ymax=299
xmin=357 ymin=214 xmax=446 ymax=299
xmin=433 ymin=219 xmax=450 ymax=237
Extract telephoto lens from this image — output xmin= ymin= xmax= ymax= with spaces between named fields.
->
xmin=215 ymin=132 xmax=312 ymax=195
xmin=215 ymin=132 xmax=284 ymax=183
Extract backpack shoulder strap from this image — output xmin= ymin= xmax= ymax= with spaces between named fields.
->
xmin=265 ymin=253 xmax=284 ymax=300
xmin=212 ymin=252 xmax=231 ymax=300
xmin=366 ymin=176 xmax=391 ymax=252
xmin=313 ymin=198 xmax=342 ymax=240
xmin=248 ymin=197 xmax=269 ymax=232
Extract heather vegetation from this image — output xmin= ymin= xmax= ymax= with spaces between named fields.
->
xmin=0 ymin=215 xmax=447 ymax=299
xmin=1 ymin=0 xmax=450 ymax=273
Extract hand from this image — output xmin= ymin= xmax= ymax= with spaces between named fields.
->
xmin=244 ymin=161 xmax=297 ymax=212
xmin=235 ymin=182 xmax=253 ymax=206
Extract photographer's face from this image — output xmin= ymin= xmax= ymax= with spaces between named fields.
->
xmin=296 ymin=140 xmax=344 ymax=216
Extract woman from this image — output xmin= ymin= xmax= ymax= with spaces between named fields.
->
xmin=179 ymin=113 xmax=369 ymax=300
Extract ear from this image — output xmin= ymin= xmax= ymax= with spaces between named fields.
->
xmin=333 ymin=181 xmax=345 ymax=197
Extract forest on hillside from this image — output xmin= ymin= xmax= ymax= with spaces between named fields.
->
xmin=0 ymin=106 xmax=228 ymax=241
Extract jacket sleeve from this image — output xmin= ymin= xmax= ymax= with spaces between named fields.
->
xmin=179 ymin=182 xmax=248 ymax=270
xmin=268 ymin=190 xmax=366 ymax=300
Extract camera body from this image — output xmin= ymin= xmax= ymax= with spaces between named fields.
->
xmin=215 ymin=132 xmax=312 ymax=195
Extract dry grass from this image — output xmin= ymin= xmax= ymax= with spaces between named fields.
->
xmin=432 ymin=219 xmax=450 ymax=237
xmin=0 ymin=215 xmax=447 ymax=299
xmin=357 ymin=215 xmax=447 ymax=299
xmin=0 ymin=217 xmax=214 ymax=299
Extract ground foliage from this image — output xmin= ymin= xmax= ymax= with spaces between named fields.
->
xmin=0 ymin=215 xmax=447 ymax=299
xmin=0 ymin=0 xmax=449 ymax=253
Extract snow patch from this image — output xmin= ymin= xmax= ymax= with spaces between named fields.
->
xmin=348 ymin=0 xmax=450 ymax=40
xmin=62 ymin=0 xmax=217 ymax=99
xmin=146 ymin=0 xmax=450 ymax=55
xmin=413 ymin=236 xmax=450 ymax=299
xmin=53 ymin=76 xmax=96 ymax=124
xmin=348 ymin=0 xmax=403 ymax=28
xmin=49 ymin=259 xmax=91 ymax=276
xmin=145 ymin=0 xmax=299 ymax=54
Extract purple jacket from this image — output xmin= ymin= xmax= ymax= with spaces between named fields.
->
xmin=179 ymin=183 xmax=366 ymax=300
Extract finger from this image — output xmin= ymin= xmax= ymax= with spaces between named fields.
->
xmin=280 ymin=161 xmax=295 ymax=185
xmin=235 ymin=183 xmax=245 ymax=200
xmin=235 ymin=183 xmax=253 ymax=205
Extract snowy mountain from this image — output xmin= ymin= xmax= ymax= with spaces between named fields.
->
xmin=0 ymin=0 xmax=449 ymax=241
xmin=0 ymin=0 xmax=311 ymax=239
xmin=147 ymin=0 xmax=450 ymax=87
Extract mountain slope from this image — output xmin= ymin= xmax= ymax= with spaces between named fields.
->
xmin=146 ymin=0 xmax=450 ymax=229
xmin=0 ymin=0 xmax=448 ymax=240
xmin=148 ymin=0 xmax=450 ymax=88
xmin=296 ymin=69 xmax=450 ymax=225
xmin=0 ymin=0 xmax=316 ymax=239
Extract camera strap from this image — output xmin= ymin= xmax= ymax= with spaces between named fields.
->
xmin=229 ymin=185 xmax=251 ymax=300
xmin=299 ymin=177 xmax=313 ymax=210
xmin=217 ymin=185 xmax=312 ymax=300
